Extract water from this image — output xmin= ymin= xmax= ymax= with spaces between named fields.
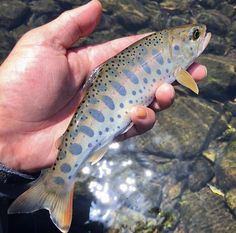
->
xmin=0 ymin=0 xmax=235 ymax=232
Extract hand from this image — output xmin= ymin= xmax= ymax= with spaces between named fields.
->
xmin=0 ymin=0 xmax=207 ymax=172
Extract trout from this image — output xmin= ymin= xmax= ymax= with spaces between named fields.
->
xmin=8 ymin=25 xmax=211 ymax=232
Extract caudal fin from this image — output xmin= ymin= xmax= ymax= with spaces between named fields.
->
xmin=8 ymin=177 xmax=74 ymax=233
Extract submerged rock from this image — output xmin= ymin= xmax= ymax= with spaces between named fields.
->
xmin=197 ymin=10 xmax=231 ymax=35
xmin=180 ymin=188 xmax=236 ymax=233
xmin=215 ymin=137 xmax=236 ymax=191
xmin=226 ymin=188 xmax=236 ymax=216
xmin=188 ymin=157 xmax=214 ymax=192
xmin=124 ymin=96 xmax=228 ymax=159
xmin=197 ymin=55 xmax=236 ymax=101
xmin=160 ymin=0 xmax=193 ymax=12
xmin=0 ymin=0 xmax=30 ymax=29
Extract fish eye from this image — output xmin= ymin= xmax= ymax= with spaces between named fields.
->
xmin=192 ymin=29 xmax=200 ymax=40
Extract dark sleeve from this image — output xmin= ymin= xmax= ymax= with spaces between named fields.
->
xmin=0 ymin=163 xmax=39 ymax=198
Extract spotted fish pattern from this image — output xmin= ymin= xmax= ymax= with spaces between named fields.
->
xmin=8 ymin=25 xmax=211 ymax=233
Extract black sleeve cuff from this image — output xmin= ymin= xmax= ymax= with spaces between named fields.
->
xmin=0 ymin=163 xmax=39 ymax=198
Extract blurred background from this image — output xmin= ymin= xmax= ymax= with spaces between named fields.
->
xmin=0 ymin=0 xmax=235 ymax=233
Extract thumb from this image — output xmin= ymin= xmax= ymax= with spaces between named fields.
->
xmin=29 ymin=0 xmax=102 ymax=49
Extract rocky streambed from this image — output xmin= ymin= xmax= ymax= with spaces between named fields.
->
xmin=0 ymin=0 xmax=235 ymax=233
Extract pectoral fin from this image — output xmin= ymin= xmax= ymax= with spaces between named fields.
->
xmin=175 ymin=68 xmax=199 ymax=94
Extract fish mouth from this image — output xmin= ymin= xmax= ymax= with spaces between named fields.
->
xmin=198 ymin=29 xmax=211 ymax=56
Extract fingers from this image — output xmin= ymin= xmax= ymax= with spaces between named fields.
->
xmin=116 ymin=106 xmax=156 ymax=141
xmin=149 ymin=83 xmax=175 ymax=111
xmin=28 ymin=0 xmax=102 ymax=49
xmin=187 ymin=63 xmax=207 ymax=81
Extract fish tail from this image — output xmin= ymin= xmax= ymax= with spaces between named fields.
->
xmin=8 ymin=175 xmax=74 ymax=233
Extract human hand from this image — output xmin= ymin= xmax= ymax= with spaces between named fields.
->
xmin=0 ymin=0 xmax=207 ymax=172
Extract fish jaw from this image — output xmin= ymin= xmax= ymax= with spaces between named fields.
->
xmin=197 ymin=32 xmax=211 ymax=56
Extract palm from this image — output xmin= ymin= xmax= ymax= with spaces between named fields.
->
xmin=0 ymin=27 xmax=145 ymax=171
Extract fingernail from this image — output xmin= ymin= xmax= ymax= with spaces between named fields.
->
xmin=202 ymin=65 xmax=207 ymax=77
xmin=135 ymin=107 xmax=147 ymax=119
xmin=159 ymin=83 xmax=175 ymax=99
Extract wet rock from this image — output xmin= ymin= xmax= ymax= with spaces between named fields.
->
xmin=230 ymin=117 xmax=236 ymax=128
xmin=180 ymin=188 xmax=236 ymax=233
xmin=28 ymin=14 xmax=58 ymax=28
xmin=160 ymin=0 xmax=193 ymax=12
xmin=202 ymin=148 xmax=217 ymax=162
xmin=197 ymin=10 xmax=231 ymax=35
xmin=169 ymin=16 xmax=190 ymax=27
xmin=0 ymin=29 xmax=16 ymax=64
xmin=174 ymin=161 xmax=191 ymax=181
xmin=11 ymin=24 xmax=29 ymax=41
xmin=224 ymin=101 xmax=236 ymax=117
xmin=30 ymin=0 xmax=61 ymax=14
xmin=28 ymin=0 xmax=62 ymax=28
xmin=56 ymin=0 xmax=84 ymax=8
xmin=229 ymin=21 xmax=236 ymax=47
xmin=107 ymin=208 xmax=158 ymax=233
xmin=0 ymin=0 xmax=30 ymax=29
xmin=116 ymin=7 xmax=150 ymax=31
xmin=197 ymin=55 xmax=236 ymax=101
xmin=188 ymin=157 xmax=214 ymax=192
xmin=124 ymin=96 xmax=228 ymax=159
xmin=198 ymin=0 xmax=218 ymax=8
xmin=218 ymin=2 xmax=235 ymax=17
xmin=150 ymin=11 xmax=169 ymax=31
xmin=215 ymin=137 xmax=236 ymax=191
xmin=205 ymin=35 xmax=230 ymax=56
xmin=226 ymin=188 xmax=236 ymax=216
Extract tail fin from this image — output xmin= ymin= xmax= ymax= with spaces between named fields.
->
xmin=8 ymin=176 xmax=74 ymax=233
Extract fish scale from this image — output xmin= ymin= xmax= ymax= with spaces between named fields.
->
xmin=8 ymin=25 xmax=211 ymax=233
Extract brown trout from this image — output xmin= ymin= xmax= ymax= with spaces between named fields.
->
xmin=8 ymin=25 xmax=211 ymax=232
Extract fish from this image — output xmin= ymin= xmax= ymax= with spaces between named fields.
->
xmin=8 ymin=25 xmax=211 ymax=233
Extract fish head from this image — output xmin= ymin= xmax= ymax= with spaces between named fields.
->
xmin=169 ymin=24 xmax=211 ymax=68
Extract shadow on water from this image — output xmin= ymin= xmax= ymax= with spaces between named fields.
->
xmin=0 ymin=0 xmax=236 ymax=232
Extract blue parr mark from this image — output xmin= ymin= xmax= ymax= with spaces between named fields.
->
xmin=157 ymin=69 xmax=161 ymax=75
xmin=174 ymin=45 xmax=180 ymax=51
xmin=98 ymin=83 xmax=107 ymax=92
xmin=138 ymin=58 xmax=151 ymax=74
xmin=110 ymin=117 xmax=114 ymax=122
xmin=108 ymin=68 xmax=118 ymax=76
xmin=80 ymin=114 xmax=87 ymax=121
xmin=59 ymin=151 xmax=66 ymax=160
xmin=120 ymin=103 xmax=124 ymax=108
xmin=138 ymin=46 xmax=148 ymax=55
xmin=102 ymin=95 xmax=115 ymax=110
xmin=89 ymin=109 xmax=105 ymax=122
xmin=122 ymin=69 xmax=139 ymax=84
xmin=111 ymin=81 xmax=126 ymax=96
xmin=79 ymin=125 xmax=94 ymax=137
xmin=152 ymin=49 xmax=164 ymax=65
xmin=143 ymin=78 xmax=148 ymax=84
xmin=90 ymin=96 xmax=98 ymax=104
xmin=60 ymin=163 xmax=72 ymax=173
xmin=54 ymin=176 xmax=65 ymax=185
xmin=69 ymin=143 xmax=82 ymax=155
